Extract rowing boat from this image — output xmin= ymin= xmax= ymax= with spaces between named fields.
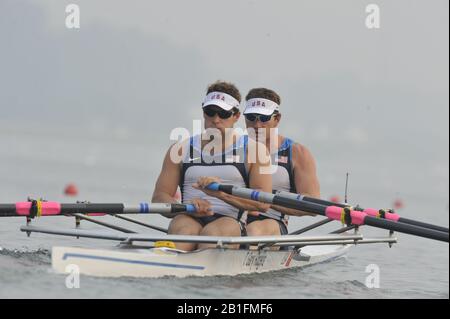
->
xmin=0 ymin=185 xmax=447 ymax=278
xmin=51 ymin=242 xmax=350 ymax=278
xmin=20 ymin=225 xmax=392 ymax=278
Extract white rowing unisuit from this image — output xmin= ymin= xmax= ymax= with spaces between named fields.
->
xmin=179 ymin=135 xmax=248 ymax=221
xmin=243 ymin=136 xmax=296 ymax=226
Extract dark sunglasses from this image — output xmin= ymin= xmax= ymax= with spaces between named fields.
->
xmin=203 ymin=107 xmax=235 ymax=119
xmin=244 ymin=113 xmax=275 ymax=123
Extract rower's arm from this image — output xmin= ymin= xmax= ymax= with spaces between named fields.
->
xmin=218 ymin=193 xmax=271 ymax=212
xmin=216 ymin=141 xmax=273 ymax=212
xmin=270 ymin=204 xmax=317 ymax=217
xmin=152 ymin=145 xmax=181 ymax=217
xmin=271 ymin=143 xmax=320 ymax=217
xmin=247 ymin=141 xmax=273 ymax=212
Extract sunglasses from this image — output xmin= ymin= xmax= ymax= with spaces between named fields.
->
xmin=203 ymin=107 xmax=235 ymax=119
xmin=244 ymin=113 xmax=275 ymax=123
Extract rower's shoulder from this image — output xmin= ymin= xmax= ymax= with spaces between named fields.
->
xmin=290 ymin=142 xmax=316 ymax=165
xmin=165 ymin=138 xmax=191 ymax=163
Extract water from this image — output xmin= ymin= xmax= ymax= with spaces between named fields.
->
xmin=0 ymin=122 xmax=448 ymax=299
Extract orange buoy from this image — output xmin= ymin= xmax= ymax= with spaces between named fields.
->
xmin=329 ymin=195 xmax=341 ymax=204
xmin=64 ymin=183 xmax=79 ymax=196
xmin=393 ymin=198 xmax=404 ymax=210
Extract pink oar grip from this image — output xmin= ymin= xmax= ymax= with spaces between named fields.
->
xmin=363 ymin=208 xmax=379 ymax=217
xmin=325 ymin=206 xmax=367 ymax=225
xmin=15 ymin=202 xmax=61 ymax=216
xmin=386 ymin=212 xmax=400 ymax=222
xmin=325 ymin=206 xmax=343 ymax=221
xmin=364 ymin=208 xmax=400 ymax=222
xmin=350 ymin=210 xmax=366 ymax=225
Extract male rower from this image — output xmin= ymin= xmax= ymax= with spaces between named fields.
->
xmin=243 ymin=88 xmax=321 ymax=237
xmin=152 ymin=81 xmax=272 ymax=251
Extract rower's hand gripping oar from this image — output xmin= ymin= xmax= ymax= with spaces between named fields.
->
xmin=206 ymin=183 xmax=449 ymax=243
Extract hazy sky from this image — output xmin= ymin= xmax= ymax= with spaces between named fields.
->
xmin=0 ymin=0 xmax=448 ymax=197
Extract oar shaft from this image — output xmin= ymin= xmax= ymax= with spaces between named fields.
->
xmin=0 ymin=204 xmax=15 ymax=216
xmin=365 ymin=216 xmax=449 ymax=242
xmin=213 ymin=184 xmax=327 ymax=215
xmin=0 ymin=202 xmax=195 ymax=217
xmin=285 ymin=193 xmax=449 ymax=234
xmin=397 ymin=217 xmax=449 ymax=233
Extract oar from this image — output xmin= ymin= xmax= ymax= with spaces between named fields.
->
xmin=206 ymin=183 xmax=449 ymax=243
xmin=277 ymin=191 xmax=449 ymax=234
xmin=0 ymin=202 xmax=195 ymax=218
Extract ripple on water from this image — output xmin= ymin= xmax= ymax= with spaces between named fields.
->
xmin=0 ymin=247 xmax=51 ymax=265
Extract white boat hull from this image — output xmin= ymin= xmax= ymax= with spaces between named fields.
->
xmin=52 ymin=244 xmax=350 ymax=278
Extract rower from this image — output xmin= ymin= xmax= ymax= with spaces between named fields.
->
xmin=152 ymin=81 xmax=272 ymax=251
xmin=243 ymin=88 xmax=321 ymax=237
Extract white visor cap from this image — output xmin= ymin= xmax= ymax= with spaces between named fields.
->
xmin=202 ymin=91 xmax=240 ymax=111
xmin=244 ymin=98 xmax=280 ymax=115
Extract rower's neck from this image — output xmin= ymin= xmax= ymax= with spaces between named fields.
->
xmin=202 ymin=130 xmax=237 ymax=151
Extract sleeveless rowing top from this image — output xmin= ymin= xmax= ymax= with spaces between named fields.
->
xmin=244 ymin=136 xmax=297 ymax=225
xmin=180 ymin=135 xmax=249 ymax=221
